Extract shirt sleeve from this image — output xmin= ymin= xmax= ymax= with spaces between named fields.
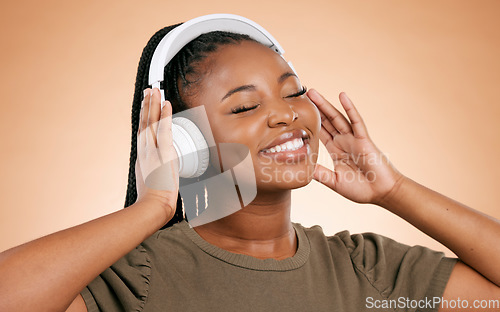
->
xmin=80 ymin=245 xmax=152 ymax=312
xmin=336 ymin=231 xmax=458 ymax=311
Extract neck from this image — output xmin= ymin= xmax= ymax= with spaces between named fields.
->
xmin=192 ymin=189 xmax=297 ymax=260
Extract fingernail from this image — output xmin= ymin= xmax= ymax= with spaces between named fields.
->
xmin=143 ymin=89 xmax=149 ymax=99
xmin=309 ymin=89 xmax=321 ymax=99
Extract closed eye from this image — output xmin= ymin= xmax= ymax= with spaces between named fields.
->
xmin=231 ymin=86 xmax=307 ymax=114
xmin=231 ymin=104 xmax=260 ymax=114
xmin=286 ymin=86 xmax=307 ymax=98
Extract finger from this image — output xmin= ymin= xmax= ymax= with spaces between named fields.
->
xmin=135 ymin=160 xmax=145 ymax=200
xmin=158 ymin=101 xmax=180 ymax=190
xmin=138 ymin=89 xmax=151 ymax=150
xmin=313 ymin=163 xmax=337 ymax=190
xmin=318 ymin=110 xmax=339 ymax=137
xmin=138 ymin=96 xmax=143 ymax=137
xmin=138 ymin=115 xmax=146 ymax=158
xmin=144 ymin=121 xmax=161 ymax=178
xmin=339 ymin=92 xmax=369 ymax=139
xmin=319 ymin=126 xmax=333 ymax=148
xmin=319 ymin=126 xmax=349 ymax=161
xmin=148 ymin=88 xmax=162 ymax=140
xmin=157 ymin=100 xmax=177 ymax=166
xmin=140 ymin=89 xmax=151 ymax=137
xmin=307 ymin=88 xmax=352 ymax=134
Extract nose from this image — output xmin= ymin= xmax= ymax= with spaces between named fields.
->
xmin=267 ymin=103 xmax=298 ymax=128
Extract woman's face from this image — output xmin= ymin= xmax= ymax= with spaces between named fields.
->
xmin=183 ymin=40 xmax=321 ymax=191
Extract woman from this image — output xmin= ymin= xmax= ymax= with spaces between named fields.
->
xmin=0 ymin=18 xmax=499 ymax=312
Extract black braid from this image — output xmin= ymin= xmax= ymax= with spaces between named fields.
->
xmin=124 ymin=24 xmax=258 ymax=229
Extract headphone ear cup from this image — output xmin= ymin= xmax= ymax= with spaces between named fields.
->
xmin=172 ymin=117 xmax=210 ymax=178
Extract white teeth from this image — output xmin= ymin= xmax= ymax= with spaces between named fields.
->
xmin=293 ymin=139 xmax=301 ymax=148
xmin=263 ymin=138 xmax=304 ymax=154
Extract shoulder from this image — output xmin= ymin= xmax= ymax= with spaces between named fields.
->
xmin=293 ymin=222 xmax=409 ymax=256
xmin=142 ymin=220 xmax=190 ymax=250
xmin=294 ymin=222 xmax=457 ymax=298
xmin=81 ymin=222 xmax=190 ymax=311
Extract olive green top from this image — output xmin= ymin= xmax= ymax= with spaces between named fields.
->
xmin=81 ymin=220 xmax=457 ymax=312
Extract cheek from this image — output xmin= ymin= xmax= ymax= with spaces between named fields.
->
xmin=210 ymin=115 xmax=263 ymax=144
xmin=292 ymin=100 xmax=322 ymax=170
xmin=206 ymin=114 xmax=264 ymax=170
xmin=297 ymin=100 xmax=322 ymax=140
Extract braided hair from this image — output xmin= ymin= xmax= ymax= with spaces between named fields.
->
xmin=124 ymin=23 xmax=258 ymax=228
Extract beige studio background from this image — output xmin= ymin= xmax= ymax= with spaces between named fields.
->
xmin=0 ymin=0 xmax=499 ymax=255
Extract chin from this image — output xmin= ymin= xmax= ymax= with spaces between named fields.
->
xmin=282 ymin=177 xmax=314 ymax=190
xmin=256 ymin=165 xmax=315 ymax=191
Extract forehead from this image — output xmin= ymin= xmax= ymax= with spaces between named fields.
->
xmin=180 ymin=40 xmax=295 ymax=108
xmin=202 ymin=40 xmax=291 ymax=87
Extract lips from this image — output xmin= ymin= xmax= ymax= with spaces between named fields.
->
xmin=259 ymin=129 xmax=310 ymax=153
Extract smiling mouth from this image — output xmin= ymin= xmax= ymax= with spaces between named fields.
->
xmin=258 ymin=136 xmax=310 ymax=164
xmin=261 ymin=137 xmax=307 ymax=154
xmin=259 ymin=129 xmax=310 ymax=155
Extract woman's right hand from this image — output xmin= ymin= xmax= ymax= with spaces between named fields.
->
xmin=135 ymin=88 xmax=179 ymax=222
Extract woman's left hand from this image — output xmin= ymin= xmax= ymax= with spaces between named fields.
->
xmin=307 ymin=89 xmax=404 ymax=205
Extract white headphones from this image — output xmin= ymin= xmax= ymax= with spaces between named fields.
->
xmin=148 ymin=13 xmax=294 ymax=178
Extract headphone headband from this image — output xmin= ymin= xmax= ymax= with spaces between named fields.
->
xmin=149 ymin=13 xmax=294 ymax=104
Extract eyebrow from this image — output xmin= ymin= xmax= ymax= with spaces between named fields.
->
xmin=220 ymin=72 xmax=298 ymax=102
